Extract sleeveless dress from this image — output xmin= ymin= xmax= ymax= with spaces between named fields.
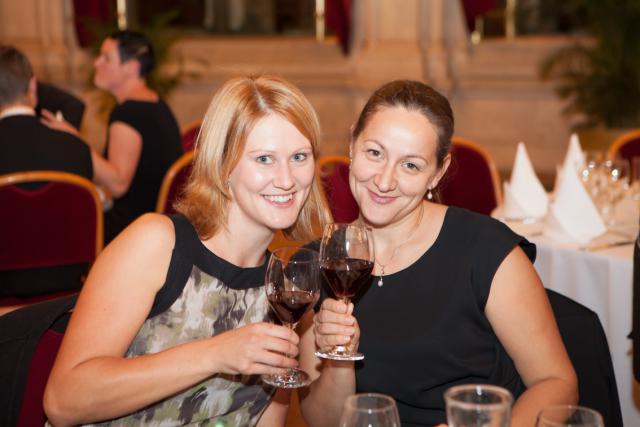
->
xmin=321 ymin=206 xmax=536 ymax=426
xmin=104 ymin=100 xmax=183 ymax=243
xmin=88 ymin=214 xmax=275 ymax=426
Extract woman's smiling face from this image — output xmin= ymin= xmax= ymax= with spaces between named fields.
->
xmin=349 ymin=106 xmax=449 ymax=227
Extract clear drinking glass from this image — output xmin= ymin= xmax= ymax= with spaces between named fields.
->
xmin=262 ymin=247 xmax=320 ymax=388
xmin=536 ymin=405 xmax=604 ymax=427
xmin=444 ymin=384 xmax=513 ymax=427
xmin=315 ymin=223 xmax=374 ymax=361
xmin=339 ymin=393 xmax=401 ymax=427
xmin=600 ymin=157 xmax=630 ymax=226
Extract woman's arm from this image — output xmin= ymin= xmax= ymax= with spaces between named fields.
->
xmin=40 ymin=114 xmax=141 ymax=197
xmin=298 ymin=300 xmax=359 ymax=427
xmin=486 ymin=246 xmax=578 ymax=427
xmin=44 ymin=214 xmax=300 ymax=427
xmin=91 ymin=122 xmax=142 ymax=197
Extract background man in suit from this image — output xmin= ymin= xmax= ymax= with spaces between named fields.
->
xmin=0 ymin=45 xmax=94 ymax=298
xmin=0 ymin=45 xmax=92 ymax=178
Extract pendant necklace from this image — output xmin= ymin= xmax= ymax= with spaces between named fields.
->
xmin=373 ymin=205 xmax=426 ymax=287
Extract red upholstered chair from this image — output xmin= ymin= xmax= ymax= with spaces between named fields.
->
xmin=439 ymin=136 xmax=503 ymax=215
xmin=318 ymin=155 xmax=359 ymax=223
xmin=181 ymin=120 xmax=202 ymax=152
xmin=608 ymin=129 xmax=640 ymax=176
xmin=156 ymin=150 xmax=195 ymax=214
xmin=0 ymin=171 xmax=102 ymax=312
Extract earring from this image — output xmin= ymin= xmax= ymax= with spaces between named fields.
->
xmin=427 ymin=188 xmax=433 ymax=200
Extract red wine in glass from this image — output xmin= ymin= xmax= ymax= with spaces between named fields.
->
xmin=315 ymin=223 xmax=374 ymax=361
xmin=268 ymin=289 xmax=318 ymax=325
xmin=320 ymin=258 xmax=374 ymax=300
xmin=262 ymin=247 xmax=319 ymax=388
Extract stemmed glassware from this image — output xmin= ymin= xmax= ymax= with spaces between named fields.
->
xmin=262 ymin=247 xmax=320 ymax=388
xmin=444 ymin=384 xmax=513 ymax=427
xmin=339 ymin=393 xmax=401 ymax=427
xmin=536 ymin=405 xmax=604 ymax=427
xmin=600 ymin=157 xmax=630 ymax=226
xmin=315 ymin=223 xmax=374 ymax=361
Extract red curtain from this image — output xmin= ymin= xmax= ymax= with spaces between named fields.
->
xmin=72 ymin=0 xmax=113 ymax=48
xmin=326 ymin=0 xmax=352 ymax=55
xmin=460 ymin=0 xmax=496 ymax=32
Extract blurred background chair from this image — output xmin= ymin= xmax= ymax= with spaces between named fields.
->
xmin=546 ymin=289 xmax=623 ymax=427
xmin=317 ymin=155 xmax=359 ymax=223
xmin=0 ymin=294 xmax=76 ymax=427
xmin=0 ymin=171 xmax=102 ymax=313
xmin=439 ymin=136 xmax=502 ymax=216
xmin=180 ymin=120 xmax=202 ymax=152
xmin=608 ymin=129 xmax=640 ymax=176
xmin=156 ymin=150 xmax=195 ymax=215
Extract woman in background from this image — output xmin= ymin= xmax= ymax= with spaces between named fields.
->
xmin=44 ymin=30 xmax=183 ymax=243
xmin=299 ymin=80 xmax=577 ymax=427
xmin=44 ymin=75 xmax=329 ymax=426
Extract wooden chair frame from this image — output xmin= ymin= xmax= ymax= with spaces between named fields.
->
xmin=450 ymin=136 xmax=503 ymax=207
xmin=156 ymin=150 xmax=195 ymax=213
xmin=607 ymin=129 xmax=640 ymax=160
xmin=0 ymin=170 xmax=104 ymax=256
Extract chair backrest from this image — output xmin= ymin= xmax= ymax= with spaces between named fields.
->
xmin=181 ymin=120 xmax=202 ymax=152
xmin=439 ymin=136 xmax=502 ymax=215
xmin=0 ymin=294 xmax=76 ymax=427
xmin=317 ymin=155 xmax=359 ymax=223
xmin=0 ymin=171 xmax=103 ymax=271
xmin=156 ymin=150 xmax=195 ymax=214
xmin=546 ymin=289 xmax=623 ymax=427
xmin=607 ymin=129 xmax=640 ymax=175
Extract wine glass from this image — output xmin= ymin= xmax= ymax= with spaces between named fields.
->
xmin=339 ymin=393 xmax=401 ymax=427
xmin=600 ymin=158 xmax=630 ymax=226
xmin=315 ymin=223 xmax=374 ymax=361
xmin=444 ymin=384 xmax=513 ymax=427
xmin=262 ymin=247 xmax=320 ymax=388
xmin=536 ymin=405 xmax=604 ymax=427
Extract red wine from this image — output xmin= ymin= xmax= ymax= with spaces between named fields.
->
xmin=320 ymin=258 xmax=374 ymax=299
xmin=268 ymin=290 xmax=317 ymax=325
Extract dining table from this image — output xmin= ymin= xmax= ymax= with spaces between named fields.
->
xmin=504 ymin=215 xmax=637 ymax=426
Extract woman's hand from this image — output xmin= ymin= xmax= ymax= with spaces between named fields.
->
xmin=209 ymin=322 xmax=301 ymax=376
xmin=40 ymin=109 xmax=80 ymax=136
xmin=313 ymin=298 xmax=360 ymax=353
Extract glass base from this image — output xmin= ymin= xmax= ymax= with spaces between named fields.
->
xmin=315 ymin=349 xmax=364 ymax=361
xmin=262 ymin=368 xmax=311 ymax=389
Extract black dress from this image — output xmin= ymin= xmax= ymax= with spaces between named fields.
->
xmin=330 ymin=207 xmax=536 ymax=426
xmin=104 ymin=99 xmax=182 ymax=243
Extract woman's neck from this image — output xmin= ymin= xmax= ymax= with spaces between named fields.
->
xmin=204 ymin=220 xmax=274 ymax=269
xmin=366 ymin=201 xmax=427 ymax=253
xmin=113 ymin=79 xmax=157 ymax=103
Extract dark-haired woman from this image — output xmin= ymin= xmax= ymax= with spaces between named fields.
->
xmin=299 ymin=80 xmax=577 ymax=427
xmin=44 ymin=31 xmax=183 ymax=243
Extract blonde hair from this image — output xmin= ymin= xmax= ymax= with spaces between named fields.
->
xmin=176 ymin=75 xmax=329 ymax=240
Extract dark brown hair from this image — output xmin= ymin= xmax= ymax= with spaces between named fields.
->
xmin=0 ymin=46 xmax=33 ymax=108
xmin=352 ymin=80 xmax=454 ymax=168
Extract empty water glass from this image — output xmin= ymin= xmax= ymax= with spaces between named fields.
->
xmin=339 ymin=393 xmax=401 ymax=427
xmin=444 ymin=384 xmax=513 ymax=427
xmin=536 ymin=405 xmax=604 ymax=427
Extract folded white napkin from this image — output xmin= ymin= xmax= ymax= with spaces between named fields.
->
xmin=544 ymin=164 xmax=606 ymax=244
xmin=562 ymin=133 xmax=585 ymax=174
xmin=500 ymin=142 xmax=548 ymax=219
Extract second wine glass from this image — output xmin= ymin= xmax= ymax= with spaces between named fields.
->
xmin=316 ymin=223 xmax=374 ymax=361
xmin=262 ymin=247 xmax=320 ymax=388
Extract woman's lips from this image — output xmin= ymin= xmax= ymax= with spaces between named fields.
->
xmin=368 ymin=189 xmax=396 ymax=205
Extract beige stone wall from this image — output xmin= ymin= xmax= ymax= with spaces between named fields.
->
xmin=0 ymin=0 xmax=579 ymax=183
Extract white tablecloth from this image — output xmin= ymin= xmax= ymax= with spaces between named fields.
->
xmin=506 ymin=220 xmax=637 ymax=425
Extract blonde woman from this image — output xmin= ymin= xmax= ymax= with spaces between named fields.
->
xmin=44 ymin=75 xmax=329 ymax=426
